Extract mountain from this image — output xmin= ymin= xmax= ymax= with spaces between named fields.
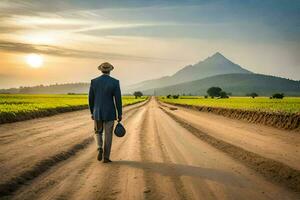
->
xmin=143 ymin=73 xmax=300 ymax=96
xmin=126 ymin=52 xmax=252 ymax=92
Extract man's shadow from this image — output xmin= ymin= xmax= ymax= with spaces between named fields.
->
xmin=112 ymin=160 xmax=249 ymax=187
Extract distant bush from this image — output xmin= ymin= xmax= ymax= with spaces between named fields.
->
xmin=219 ymin=91 xmax=229 ymax=98
xmin=173 ymin=95 xmax=180 ymax=99
xmin=166 ymin=94 xmax=172 ymax=99
xmin=247 ymin=92 xmax=258 ymax=98
xmin=272 ymin=93 xmax=284 ymax=99
xmin=204 ymin=95 xmax=208 ymax=99
xmin=207 ymin=87 xmax=229 ymax=98
xmin=207 ymin=87 xmax=222 ymax=98
xmin=133 ymin=91 xmax=143 ymax=99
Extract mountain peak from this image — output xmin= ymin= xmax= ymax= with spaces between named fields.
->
xmin=199 ymin=52 xmax=234 ymax=66
xmin=212 ymin=52 xmax=224 ymax=57
xmin=208 ymin=52 xmax=228 ymax=61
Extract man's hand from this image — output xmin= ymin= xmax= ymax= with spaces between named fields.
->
xmin=91 ymin=115 xmax=94 ymax=120
xmin=117 ymin=116 xmax=122 ymax=122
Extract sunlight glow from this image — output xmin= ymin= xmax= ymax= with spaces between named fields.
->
xmin=26 ymin=54 xmax=43 ymax=68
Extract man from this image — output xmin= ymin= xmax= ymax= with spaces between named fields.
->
xmin=88 ymin=62 xmax=122 ymax=163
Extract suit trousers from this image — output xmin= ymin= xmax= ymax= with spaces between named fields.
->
xmin=94 ymin=120 xmax=114 ymax=159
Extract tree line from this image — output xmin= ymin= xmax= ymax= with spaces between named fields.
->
xmin=164 ymin=87 xmax=285 ymax=99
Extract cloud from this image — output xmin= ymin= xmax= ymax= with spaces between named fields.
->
xmin=0 ymin=0 xmax=74 ymax=15
xmin=0 ymin=40 xmax=183 ymax=62
xmin=0 ymin=25 xmax=24 ymax=33
xmin=2 ymin=0 xmax=299 ymax=42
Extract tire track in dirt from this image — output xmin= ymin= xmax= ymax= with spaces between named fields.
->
xmin=139 ymin=108 xmax=164 ymax=200
xmin=0 ymin=110 xmax=91 ymax=142
xmin=153 ymin=103 xmax=222 ymax=199
xmin=106 ymin=101 xmax=160 ymax=200
xmin=152 ymin=112 xmax=193 ymax=200
xmin=0 ymin=137 xmax=93 ymax=197
xmin=139 ymin=102 xmax=191 ymax=200
xmin=12 ymin=148 xmax=97 ymax=200
xmin=0 ymin=121 xmax=89 ymax=145
xmin=0 ymin=124 xmax=93 ymax=185
xmin=160 ymin=105 xmax=300 ymax=194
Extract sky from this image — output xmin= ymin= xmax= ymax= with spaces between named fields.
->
xmin=0 ymin=0 xmax=299 ymax=89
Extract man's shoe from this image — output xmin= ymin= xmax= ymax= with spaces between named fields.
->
xmin=103 ymin=158 xmax=112 ymax=163
xmin=97 ymin=148 xmax=103 ymax=161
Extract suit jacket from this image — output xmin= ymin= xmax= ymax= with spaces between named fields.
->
xmin=88 ymin=74 xmax=122 ymax=121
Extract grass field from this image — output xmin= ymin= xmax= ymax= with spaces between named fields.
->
xmin=160 ymin=96 xmax=300 ymax=114
xmin=0 ymin=94 xmax=147 ymax=123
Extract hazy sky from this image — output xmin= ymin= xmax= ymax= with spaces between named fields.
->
xmin=0 ymin=0 xmax=299 ymax=89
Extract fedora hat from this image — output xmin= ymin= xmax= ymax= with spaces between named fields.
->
xmin=98 ymin=62 xmax=114 ymax=72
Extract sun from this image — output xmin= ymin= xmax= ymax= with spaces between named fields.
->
xmin=26 ymin=53 xmax=43 ymax=68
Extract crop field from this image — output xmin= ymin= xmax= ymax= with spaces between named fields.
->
xmin=160 ymin=96 xmax=300 ymax=114
xmin=0 ymin=94 xmax=147 ymax=123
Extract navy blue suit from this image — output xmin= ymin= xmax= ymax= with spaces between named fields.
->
xmin=88 ymin=74 xmax=122 ymax=121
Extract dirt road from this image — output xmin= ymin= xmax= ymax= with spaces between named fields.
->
xmin=0 ymin=98 xmax=299 ymax=200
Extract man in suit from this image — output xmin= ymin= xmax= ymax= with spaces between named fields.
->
xmin=88 ymin=62 xmax=122 ymax=163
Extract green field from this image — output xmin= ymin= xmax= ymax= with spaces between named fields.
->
xmin=160 ymin=96 xmax=300 ymax=114
xmin=0 ymin=94 xmax=147 ymax=123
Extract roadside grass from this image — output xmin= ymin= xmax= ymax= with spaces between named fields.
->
xmin=159 ymin=96 xmax=300 ymax=114
xmin=0 ymin=94 xmax=147 ymax=123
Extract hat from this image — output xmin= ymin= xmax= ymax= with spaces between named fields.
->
xmin=98 ymin=62 xmax=114 ymax=72
xmin=114 ymin=122 xmax=126 ymax=137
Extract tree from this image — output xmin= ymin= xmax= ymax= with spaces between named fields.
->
xmin=173 ymin=94 xmax=180 ymax=99
xmin=272 ymin=93 xmax=284 ymax=99
xmin=133 ymin=91 xmax=143 ymax=99
xmin=166 ymin=94 xmax=172 ymax=99
xmin=207 ymin=87 xmax=222 ymax=98
xmin=248 ymin=92 xmax=258 ymax=98
xmin=219 ymin=91 xmax=229 ymax=98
